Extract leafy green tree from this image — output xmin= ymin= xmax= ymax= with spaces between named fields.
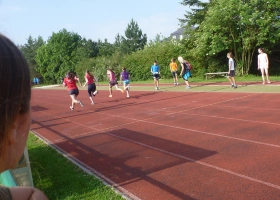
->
xmin=20 ymin=35 xmax=44 ymax=79
xmin=35 ymin=29 xmax=82 ymax=83
xmin=120 ymin=19 xmax=147 ymax=54
xmin=180 ymin=0 xmax=280 ymax=75
xmin=97 ymin=39 xmax=115 ymax=57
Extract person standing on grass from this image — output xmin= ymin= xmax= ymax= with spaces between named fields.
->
xmin=83 ymin=70 xmax=98 ymax=105
xmin=178 ymin=57 xmax=191 ymax=89
xmin=226 ymin=52 xmax=237 ymax=88
xmin=63 ymin=71 xmax=84 ymax=110
xmin=0 ymin=33 xmax=48 ymax=200
xmin=258 ymin=48 xmax=271 ymax=84
xmin=120 ymin=67 xmax=130 ymax=98
xmin=151 ymin=60 xmax=160 ymax=90
xmin=169 ymin=58 xmax=179 ymax=86
xmin=107 ymin=69 xmax=124 ymax=98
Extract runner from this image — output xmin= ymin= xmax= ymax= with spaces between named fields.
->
xmin=63 ymin=71 xmax=84 ymax=110
xmin=83 ymin=70 xmax=98 ymax=105
xmin=107 ymin=69 xmax=124 ymax=97
xmin=120 ymin=67 xmax=130 ymax=98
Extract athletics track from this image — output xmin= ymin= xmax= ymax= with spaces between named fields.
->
xmin=31 ymin=82 xmax=280 ymax=200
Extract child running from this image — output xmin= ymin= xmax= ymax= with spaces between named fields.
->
xmin=120 ymin=67 xmax=130 ymax=98
xmin=107 ymin=68 xmax=124 ymax=97
xmin=83 ymin=70 xmax=98 ymax=105
xmin=63 ymin=71 xmax=84 ymax=110
xmin=169 ymin=58 xmax=179 ymax=85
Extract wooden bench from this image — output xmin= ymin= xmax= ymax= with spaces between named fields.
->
xmin=204 ymin=72 xmax=228 ymax=80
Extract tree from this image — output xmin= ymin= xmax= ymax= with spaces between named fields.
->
xmin=35 ymin=29 xmax=82 ymax=83
xmin=20 ymin=35 xmax=44 ymax=79
xmin=120 ymin=19 xmax=147 ymax=54
xmin=180 ymin=0 xmax=280 ymax=75
xmin=97 ymin=39 xmax=115 ymax=57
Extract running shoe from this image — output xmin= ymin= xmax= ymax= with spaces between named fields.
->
xmin=157 ymin=87 xmax=160 ymax=90
xmin=70 ymin=106 xmax=74 ymax=111
xmin=109 ymin=95 xmax=112 ymax=98
xmin=91 ymin=102 xmax=94 ymax=105
xmin=79 ymin=101 xmax=84 ymax=107
xmin=93 ymin=90 xmax=98 ymax=95
xmin=186 ymin=86 xmax=191 ymax=89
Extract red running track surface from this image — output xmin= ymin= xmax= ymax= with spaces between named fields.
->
xmin=31 ymin=88 xmax=280 ymax=200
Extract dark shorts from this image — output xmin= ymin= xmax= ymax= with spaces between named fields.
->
xmin=228 ymin=70 xmax=235 ymax=77
xmin=152 ymin=73 xmax=160 ymax=80
xmin=171 ymin=71 xmax=177 ymax=78
xmin=88 ymin=83 xmax=96 ymax=97
xmin=69 ymin=88 xmax=79 ymax=96
xmin=109 ymin=80 xmax=118 ymax=87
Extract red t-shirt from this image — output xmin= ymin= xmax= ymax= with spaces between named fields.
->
xmin=85 ymin=74 xmax=94 ymax=84
xmin=63 ymin=77 xmax=78 ymax=91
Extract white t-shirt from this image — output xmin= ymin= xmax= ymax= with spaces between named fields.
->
xmin=258 ymin=53 xmax=268 ymax=68
xmin=228 ymin=58 xmax=235 ymax=70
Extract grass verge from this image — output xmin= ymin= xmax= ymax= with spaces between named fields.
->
xmin=27 ymin=133 xmax=124 ymax=200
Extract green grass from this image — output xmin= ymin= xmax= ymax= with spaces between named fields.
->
xmin=27 ymin=133 xmax=124 ymax=200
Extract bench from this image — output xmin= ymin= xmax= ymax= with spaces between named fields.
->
xmin=204 ymin=72 xmax=228 ymax=80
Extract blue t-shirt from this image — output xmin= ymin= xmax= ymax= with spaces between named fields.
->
xmin=151 ymin=65 xmax=160 ymax=74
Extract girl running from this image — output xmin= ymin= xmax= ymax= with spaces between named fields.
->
xmin=107 ymin=69 xmax=124 ymax=97
xmin=63 ymin=71 xmax=84 ymax=110
xmin=120 ymin=67 xmax=130 ymax=98
xmin=83 ymin=70 xmax=98 ymax=105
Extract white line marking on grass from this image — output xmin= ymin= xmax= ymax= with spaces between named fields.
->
xmin=32 ymin=85 xmax=60 ymax=89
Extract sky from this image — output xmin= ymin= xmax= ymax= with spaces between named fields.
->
xmin=0 ymin=0 xmax=189 ymax=45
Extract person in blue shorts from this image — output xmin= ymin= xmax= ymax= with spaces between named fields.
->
xmin=178 ymin=57 xmax=191 ymax=89
xmin=120 ymin=67 xmax=130 ymax=98
xmin=151 ymin=60 xmax=160 ymax=90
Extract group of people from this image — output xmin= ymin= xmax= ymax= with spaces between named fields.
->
xmin=62 ymin=67 xmax=131 ymax=111
xmin=151 ymin=57 xmax=192 ymax=90
xmin=226 ymin=48 xmax=271 ymax=88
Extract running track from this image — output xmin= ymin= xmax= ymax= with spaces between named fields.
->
xmin=30 ymin=86 xmax=280 ymax=200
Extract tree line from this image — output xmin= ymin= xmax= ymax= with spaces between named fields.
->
xmin=20 ymin=1 xmax=280 ymax=84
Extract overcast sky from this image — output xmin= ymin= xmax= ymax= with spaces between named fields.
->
xmin=0 ymin=0 xmax=189 ymax=45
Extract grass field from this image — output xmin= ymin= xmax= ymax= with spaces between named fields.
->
xmin=27 ymin=133 xmax=124 ymax=200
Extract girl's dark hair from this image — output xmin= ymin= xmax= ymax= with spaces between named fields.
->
xmin=67 ymin=71 xmax=75 ymax=79
xmin=259 ymin=48 xmax=264 ymax=52
xmin=0 ymin=34 xmax=31 ymax=160
xmin=86 ymin=70 xmax=93 ymax=79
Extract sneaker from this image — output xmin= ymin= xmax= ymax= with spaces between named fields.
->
xmin=70 ymin=106 xmax=74 ymax=111
xmin=268 ymin=81 xmax=271 ymax=84
xmin=109 ymin=95 xmax=112 ymax=98
xmin=155 ymin=87 xmax=158 ymax=90
xmin=93 ymin=90 xmax=98 ymax=96
xmin=91 ymin=102 xmax=94 ymax=105
xmin=233 ymin=85 xmax=237 ymax=89
xmin=262 ymin=82 xmax=265 ymax=85
xmin=79 ymin=101 xmax=84 ymax=107
xmin=174 ymin=83 xmax=176 ymax=86
xmin=157 ymin=87 xmax=160 ymax=90
xmin=127 ymin=95 xmax=130 ymax=98
xmin=186 ymin=86 xmax=191 ymax=89
xmin=231 ymin=85 xmax=234 ymax=88
xmin=176 ymin=83 xmax=179 ymax=85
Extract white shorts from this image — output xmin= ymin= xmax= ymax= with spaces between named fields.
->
xmin=259 ymin=63 xmax=268 ymax=69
